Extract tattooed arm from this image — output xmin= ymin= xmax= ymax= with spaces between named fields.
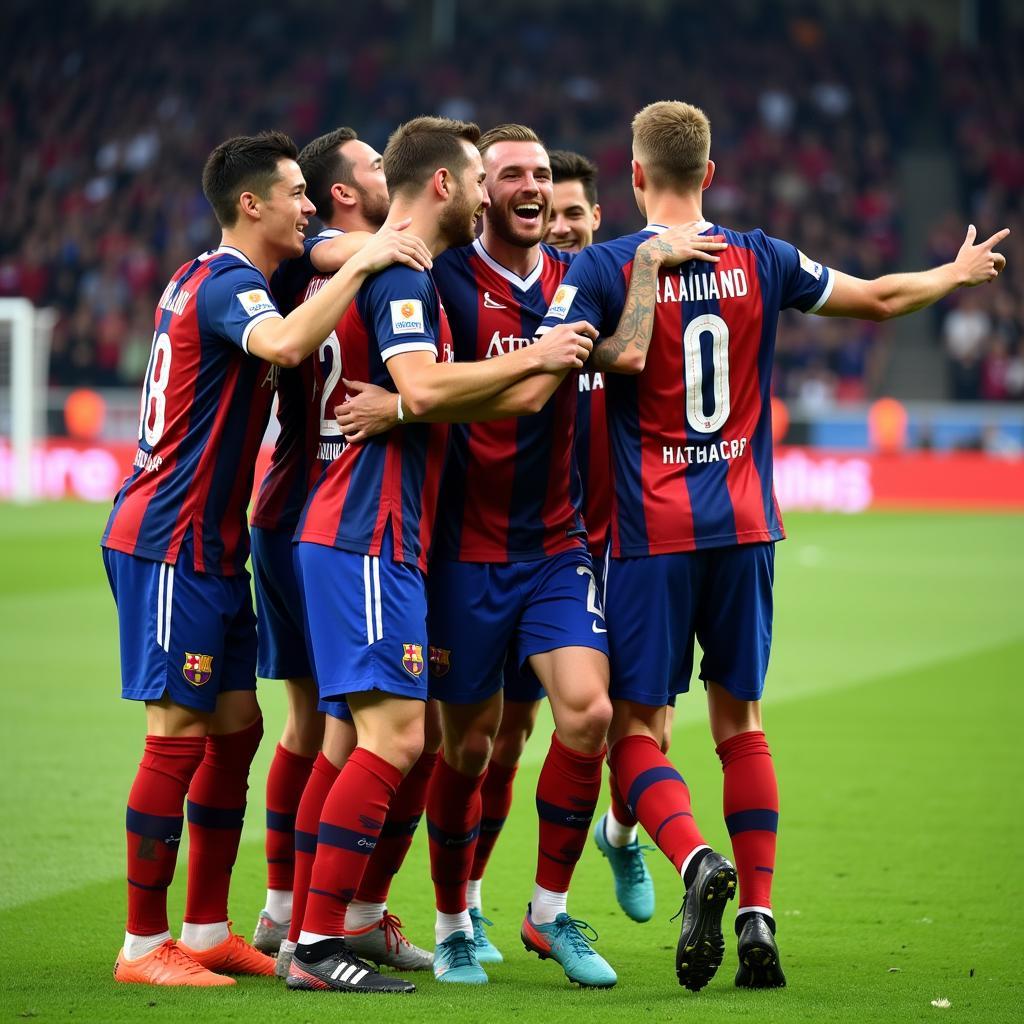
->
xmin=591 ymin=223 xmax=727 ymax=375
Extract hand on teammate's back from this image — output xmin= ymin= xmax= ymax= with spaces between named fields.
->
xmin=534 ymin=320 xmax=598 ymax=371
xmin=955 ymin=224 xmax=1010 ymax=286
xmin=637 ymin=221 xmax=729 ymax=267
xmin=336 ymin=380 xmax=399 ymax=442
xmin=349 ymin=218 xmax=434 ymax=276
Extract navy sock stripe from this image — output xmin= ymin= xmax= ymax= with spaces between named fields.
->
xmin=725 ymin=808 xmax=779 ymax=836
xmin=295 ymin=828 xmax=318 ymax=854
xmin=479 ymin=816 xmax=507 ymax=833
xmin=186 ymin=801 xmax=246 ymax=830
xmin=127 ymin=876 xmax=171 ymax=891
xmin=380 ymin=816 xmax=421 ymax=838
xmin=536 ymin=798 xmax=595 ymax=830
xmin=426 ymin=819 xmax=480 ymax=848
xmin=539 ymin=848 xmax=576 ymax=867
xmin=653 ymin=809 xmax=693 ymax=845
xmin=308 ymin=886 xmax=346 ymax=903
xmin=126 ymin=807 xmax=184 ymax=841
xmin=625 ymin=765 xmax=685 ymax=813
xmin=266 ymin=809 xmax=297 ymax=832
xmin=266 ymin=857 xmax=294 ymax=865
xmin=755 ymin=865 xmax=775 ymax=873
xmin=318 ymin=821 xmax=377 ymax=854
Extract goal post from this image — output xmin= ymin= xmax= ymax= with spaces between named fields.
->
xmin=0 ymin=298 xmax=55 ymax=503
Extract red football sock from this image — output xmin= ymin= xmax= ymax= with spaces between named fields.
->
xmin=301 ymin=747 xmax=403 ymax=937
xmin=125 ymin=735 xmax=206 ymax=936
xmin=609 ymin=734 xmax=706 ymax=873
xmin=717 ymin=730 xmax=779 ymax=911
xmin=356 ymin=750 xmax=438 ymax=904
xmin=265 ymin=743 xmax=315 ymax=892
xmin=535 ymin=733 xmax=604 ymax=892
xmin=426 ymin=757 xmax=485 ymax=913
xmin=183 ymin=717 xmax=263 ymax=924
xmin=470 ymin=760 xmax=518 ymax=880
xmin=288 ymin=753 xmax=340 ymax=944
xmin=608 ymin=769 xmax=637 ymax=828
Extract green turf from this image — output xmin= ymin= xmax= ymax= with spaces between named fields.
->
xmin=1 ymin=504 xmax=1022 ymax=1022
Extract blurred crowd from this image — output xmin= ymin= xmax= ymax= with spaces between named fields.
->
xmin=0 ymin=0 xmax=1019 ymax=403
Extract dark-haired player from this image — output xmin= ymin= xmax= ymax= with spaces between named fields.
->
xmin=285 ymin=116 xmax=598 ymax=996
xmin=102 ymin=130 xmax=431 ymax=987
xmin=538 ymin=100 xmax=1008 ymax=992
xmin=249 ymin=128 xmax=437 ymax=977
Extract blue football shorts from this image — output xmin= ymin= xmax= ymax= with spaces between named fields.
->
xmin=427 ymin=547 xmax=608 ymax=705
xmin=295 ymin=528 xmax=428 ymax=706
xmin=251 ymin=525 xmax=312 ymax=681
xmin=604 ymin=542 xmax=775 ymax=706
xmin=102 ymin=533 xmax=257 ymax=713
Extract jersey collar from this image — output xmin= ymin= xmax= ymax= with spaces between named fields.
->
xmin=202 ymin=244 xmax=255 ymax=266
xmin=472 ymin=237 xmax=544 ymax=292
xmin=644 ymin=220 xmax=714 ymax=234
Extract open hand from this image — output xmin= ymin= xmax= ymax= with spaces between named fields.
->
xmin=335 ymin=379 xmax=400 ymax=442
xmin=638 ymin=221 xmax=728 ymax=267
xmin=351 ymin=219 xmax=433 ymax=276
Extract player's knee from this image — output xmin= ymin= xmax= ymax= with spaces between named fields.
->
xmin=491 ymin=729 xmax=527 ymax=767
xmin=559 ymin=691 xmax=612 ymax=753
xmin=387 ymin=727 xmax=425 ymax=776
xmin=448 ymin=728 xmax=493 ymax=776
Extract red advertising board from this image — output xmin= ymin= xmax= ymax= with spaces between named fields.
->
xmin=1 ymin=441 xmax=1022 ymax=511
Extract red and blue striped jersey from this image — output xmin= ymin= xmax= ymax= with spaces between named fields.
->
xmin=251 ymin=231 xmax=339 ymax=532
xmin=102 ymin=246 xmax=282 ymax=575
xmin=575 ymin=370 xmax=611 ymax=556
xmin=430 ymin=239 xmax=585 ymax=562
xmin=296 ymin=264 xmax=451 ymax=571
xmin=539 ymin=224 xmax=834 ymax=556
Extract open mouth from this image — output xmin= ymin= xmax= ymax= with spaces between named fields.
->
xmin=513 ymin=202 xmax=543 ymax=223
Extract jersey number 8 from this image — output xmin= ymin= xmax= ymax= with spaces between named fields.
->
xmin=138 ymin=331 xmax=172 ymax=446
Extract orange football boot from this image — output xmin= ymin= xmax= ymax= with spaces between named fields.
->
xmin=179 ymin=927 xmax=276 ymax=976
xmin=113 ymin=939 xmax=236 ymax=986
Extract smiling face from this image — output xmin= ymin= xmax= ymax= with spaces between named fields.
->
xmin=481 ymin=140 xmax=552 ymax=249
xmin=439 ymin=140 xmax=490 ymax=248
xmin=545 ymin=178 xmax=601 ymax=252
xmin=258 ymin=157 xmax=315 ymax=259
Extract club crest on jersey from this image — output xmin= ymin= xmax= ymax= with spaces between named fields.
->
xmin=390 ymin=299 xmax=425 ymax=335
xmin=547 ymin=285 xmax=578 ymax=320
xmin=402 ymin=643 xmax=425 ymax=677
xmin=797 ymin=250 xmax=823 ymax=281
xmin=428 ymin=646 xmax=451 ymax=677
xmin=236 ymin=288 xmax=276 ymax=317
xmin=183 ymin=653 xmax=214 ymax=686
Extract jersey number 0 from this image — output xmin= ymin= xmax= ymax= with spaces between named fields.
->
xmin=683 ymin=313 xmax=731 ymax=434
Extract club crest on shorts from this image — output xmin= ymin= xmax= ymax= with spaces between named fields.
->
xmin=429 ymin=645 xmax=451 ymax=677
xmin=183 ymin=652 xmax=213 ymax=686
xmin=402 ymin=643 xmax=424 ymax=677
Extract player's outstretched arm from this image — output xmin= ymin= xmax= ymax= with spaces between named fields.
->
xmin=308 ymin=230 xmax=433 ymax=274
xmin=246 ymin=221 xmax=432 ymax=366
xmin=335 ymin=321 xmax=597 ymax=439
xmin=591 ymin=223 xmax=727 ymax=374
xmin=819 ymin=224 xmax=1009 ymax=322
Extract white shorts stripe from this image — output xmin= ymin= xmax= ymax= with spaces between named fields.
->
xmin=363 ymin=556 xmax=373 ymax=646
xmin=372 ymin=557 xmax=383 ymax=641
xmin=156 ymin=563 xmax=166 ymax=649
xmin=163 ymin=565 xmax=174 ymax=652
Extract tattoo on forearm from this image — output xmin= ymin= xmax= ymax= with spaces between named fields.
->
xmin=592 ymin=254 xmax=660 ymax=371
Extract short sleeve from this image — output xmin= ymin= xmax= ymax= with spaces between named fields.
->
xmin=765 ymin=235 xmax=835 ymax=314
xmin=362 ymin=265 xmax=438 ymax=362
xmin=269 ymin=233 xmax=337 ymax=315
xmin=203 ymin=263 xmax=283 ymax=353
xmin=537 ymin=246 xmax=616 ymax=338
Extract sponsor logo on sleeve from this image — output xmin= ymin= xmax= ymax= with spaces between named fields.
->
xmin=390 ymin=299 xmax=425 ymax=335
xmin=797 ymin=250 xmax=823 ymax=281
xmin=236 ymin=289 xmax=276 ymax=317
xmin=546 ymin=285 xmax=578 ymax=320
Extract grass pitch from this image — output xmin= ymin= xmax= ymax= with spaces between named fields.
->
xmin=1 ymin=504 xmax=1022 ymax=1023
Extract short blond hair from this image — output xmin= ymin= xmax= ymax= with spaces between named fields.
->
xmin=631 ymin=101 xmax=710 ymax=192
xmin=477 ymin=123 xmax=542 ymax=156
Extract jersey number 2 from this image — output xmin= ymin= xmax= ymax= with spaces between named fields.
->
xmin=683 ymin=314 xmax=731 ymax=433
xmin=318 ymin=332 xmax=343 ymax=436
